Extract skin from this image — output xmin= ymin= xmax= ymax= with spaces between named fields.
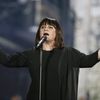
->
xmin=39 ymin=24 xmax=56 ymax=51
xmin=10 ymin=95 xmax=22 ymax=100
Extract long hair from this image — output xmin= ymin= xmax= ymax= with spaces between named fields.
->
xmin=35 ymin=17 xmax=64 ymax=48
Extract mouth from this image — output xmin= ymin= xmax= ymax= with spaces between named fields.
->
xmin=44 ymin=33 xmax=49 ymax=36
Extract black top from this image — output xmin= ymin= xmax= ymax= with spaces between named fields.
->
xmin=42 ymin=49 xmax=59 ymax=100
xmin=0 ymin=47 xmax=99 ymax=100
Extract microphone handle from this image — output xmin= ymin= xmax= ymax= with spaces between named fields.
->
xmin=36 ymin=36 xmax=47 ymax=48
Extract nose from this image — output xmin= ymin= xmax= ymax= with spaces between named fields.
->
xmin=44 ymin=26 xmax=48 ymax=30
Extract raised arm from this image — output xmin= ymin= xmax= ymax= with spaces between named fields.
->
xmin=0 ymin=49 xmax=29 ymax=67
xmin=0 ymin=49 xmax=8 ymax=64
xmin=70 ymin=48 xmax=100 ymax=68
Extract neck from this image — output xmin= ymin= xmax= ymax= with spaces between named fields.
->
xmin=42 ymin=41 xmax=55 ymax=51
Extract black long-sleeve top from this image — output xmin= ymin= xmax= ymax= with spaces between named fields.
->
xmin=0 ymin=47 xmax=99 ymax=100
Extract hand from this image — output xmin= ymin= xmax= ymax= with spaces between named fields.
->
xmin=98 ymin=49 xmax=100 ymax=60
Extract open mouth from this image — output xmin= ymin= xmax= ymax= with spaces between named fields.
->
xmin=44 ymin=33 xmax=49 ymax=36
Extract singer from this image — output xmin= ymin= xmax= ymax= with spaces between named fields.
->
xmin=0 ymin=17 xmax=100 ymax=100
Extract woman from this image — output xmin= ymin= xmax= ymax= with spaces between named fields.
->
xmin=0 ymin=17 xmax=100 ymax=100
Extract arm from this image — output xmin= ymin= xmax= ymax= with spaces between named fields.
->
xmin=0 ymin=49 xmax=8 ymax=64
xmin=7 ymin=52 xmax=29 ymax=67
xmin=0 ymin=49 xmax=29 ymax=67
xmin=79 ymin=50 xmax=99 ymax=68
xmin=70 ymin=48 xmax=100 ymax=68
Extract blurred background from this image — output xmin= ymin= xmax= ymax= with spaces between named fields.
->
xmin=0 ymin=0 xmax=100 ymax=100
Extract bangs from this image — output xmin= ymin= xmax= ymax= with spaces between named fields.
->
xmin=40 ymin=17 xmax=57 ymax=28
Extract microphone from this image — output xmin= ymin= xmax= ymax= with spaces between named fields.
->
xmin=36 ymin=33 xmax=48 ymax=48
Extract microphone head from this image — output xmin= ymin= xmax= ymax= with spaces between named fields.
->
xmin=36 ymin=34 xmax=47 ymax=48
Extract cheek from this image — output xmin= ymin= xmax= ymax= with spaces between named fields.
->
xmin=51 ymin=32 xmax=56 ymax=39
xmin=40 ymin=29 xmax=44 ymax=34
xmin=53 ymin=31 xmax=56 ymax=38
xmin=39 ymin=31 xmax=44 ymax=37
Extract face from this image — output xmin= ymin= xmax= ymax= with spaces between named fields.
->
xmin=39 ymin=24 xmax=56 ymax=42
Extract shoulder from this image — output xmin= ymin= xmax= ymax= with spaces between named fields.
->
xmin=13 ymin=48 xmax=37 ymax=57
xmin=63 ymin=46 xmax=85 ymax=57
xmin=22 ymin=48 xmax=39 ymax=55
xmin=63 ymin=46 xmax=76 ymax=52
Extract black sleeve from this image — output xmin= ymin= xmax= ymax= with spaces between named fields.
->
xmin=71 ymin=48 xmax=99 ymax=68
xmin=79 ymin=50 xmax=99 ymax=68
xmin=0 ymin=49 xmax=29 ymax=67
xmin=0 ymin=49 xmax=8 ymax=64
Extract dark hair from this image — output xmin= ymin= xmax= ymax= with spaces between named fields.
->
xmin=35 ymin=17 xmax=64 ymax=48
